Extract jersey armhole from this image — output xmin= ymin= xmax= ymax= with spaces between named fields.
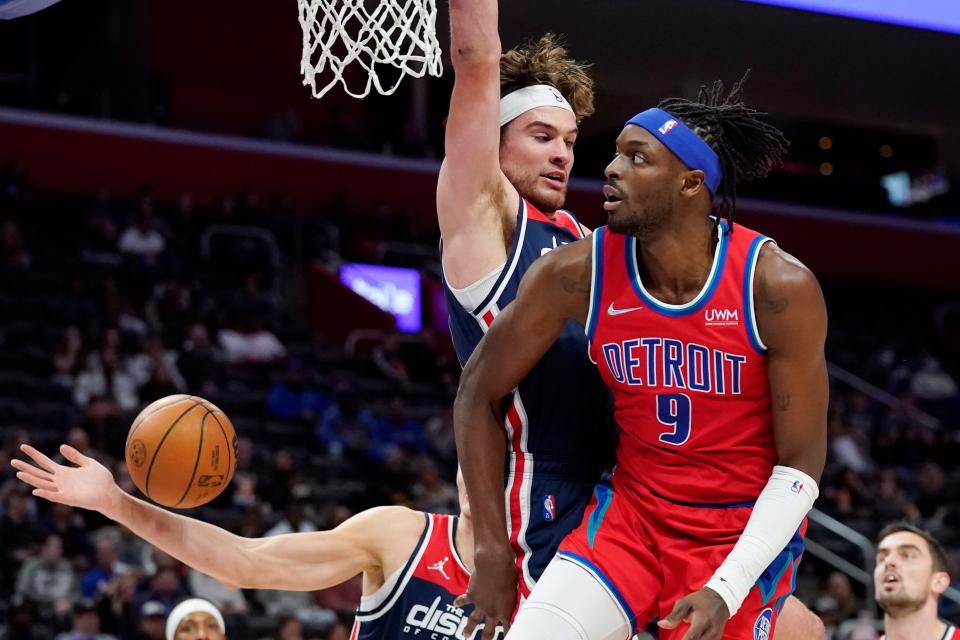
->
xmin=584 ymin=227 xmax=605 ymax=347
xmin=743 ymin=236 xmax=774 ymax=355
xmin=442 ymin=260 xmax=506 ymax=312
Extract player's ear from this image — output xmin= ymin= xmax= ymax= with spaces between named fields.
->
xmin=679 ymin=170 xmax=706 ymax=199
xmin=932 ymin=570 xmax=951 ymax=595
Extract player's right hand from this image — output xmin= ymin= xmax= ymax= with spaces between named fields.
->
xmin=454 ymin=542 xmax=517 ymax=640
xmin=12 ymin=444 xmax=120 ymax=515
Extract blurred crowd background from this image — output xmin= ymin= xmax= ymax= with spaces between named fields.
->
xmin=1 ymin=0 xmax=960 ymax=639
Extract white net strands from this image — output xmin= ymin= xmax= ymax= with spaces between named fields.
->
xmin=299 ymin=0 xmax=443 ymax=99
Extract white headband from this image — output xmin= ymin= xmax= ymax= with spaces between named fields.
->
xmin=165 ymin=599 xmax=225 ymax=640
xmin=499 ymin=84 xmax=574 ymax=127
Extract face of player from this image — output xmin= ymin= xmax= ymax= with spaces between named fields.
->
xmin=500 ymin=106 xmax=578 ymax=213
xmin=874 ymin=531 xmax=949 ymax=618
xmin=174 ymin=612 xmax=225 ymax=640
xmin=602 ymin=125 xmax=692 ymax=239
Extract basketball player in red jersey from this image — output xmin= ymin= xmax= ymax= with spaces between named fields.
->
xmin=455 ymin=77 xmax=828 ymax=640
xmin=875 ymin=523 xmax=959 ymax=640
xmin=12 ymin=444 xmax=503 ymax=640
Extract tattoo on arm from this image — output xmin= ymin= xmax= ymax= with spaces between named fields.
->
xmin=757 ymin=271 xmax=788 ymax=314
xmin=775 ymin=393 xmax=791 ymax=412
xmin=559 ymin=258 xmax=592 ymax=295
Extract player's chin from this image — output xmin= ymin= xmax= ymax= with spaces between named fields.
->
xmin=531 ymin=185 xmax=566 ymax=213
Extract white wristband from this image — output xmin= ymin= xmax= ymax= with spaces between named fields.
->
xmin=704 ymin=465 xmax=818 ymax=617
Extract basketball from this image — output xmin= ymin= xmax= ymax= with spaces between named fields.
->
xmin=125 ymin=395 xmax=237 ymax=509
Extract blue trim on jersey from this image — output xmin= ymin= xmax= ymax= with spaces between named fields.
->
xmin=359 ymin=513 xmax=431 ymax=617
xmin=586 ymin=472 xmax=614 ymax=548
xmin=756 ymin=526 xmax=804 ymax=605
xmin=469 ymin=199 xmax=528 ymax=315
xmin=556 ymin=551 xmax=638 ymax=636
xmin=626 ymin=219 xmax=730 ymax=317
xmin=584 ymin=228 xmax=605 ymax=342
xmin=742 ymin=235 xmax=771 ymax=355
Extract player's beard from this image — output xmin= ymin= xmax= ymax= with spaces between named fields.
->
xmin=876 ymin=587 xmax=927 ymax=619
xmin=607 ymin=189 xmax=673 ymax=240
xmin=509 ymin=169 xmax=566 ymax=214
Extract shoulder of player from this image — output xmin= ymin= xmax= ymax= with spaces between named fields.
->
xmin=340 ymin=506 xmax=427 ymax=553
xmin=523 ymin=237 xmax=593 ymax=295
xmin=754 ymin=242 xmax=823 ymax=316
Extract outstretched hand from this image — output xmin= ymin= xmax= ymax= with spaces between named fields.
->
xmin=11 ymin=444 xmax=120 ymax=515
xmin=658 ymin=587 xmax=731 ymax=640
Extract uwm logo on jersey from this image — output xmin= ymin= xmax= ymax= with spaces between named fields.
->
xmin=705 ymin=307 xmax=739 ymax=326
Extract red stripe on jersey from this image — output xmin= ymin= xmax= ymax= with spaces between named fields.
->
xmin=349 ymin=619 xmax=359 ymax=640
xmin=525 ymin=202 xmax=584 ymax=238
xmin=479 ymin=311 xmax=533 ymax=594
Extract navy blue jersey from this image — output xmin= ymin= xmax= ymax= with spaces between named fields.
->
xmin=441 ymin=199 xmax=617 ymax=595
xmin=351 ymin=513 xmax=501 ymax=640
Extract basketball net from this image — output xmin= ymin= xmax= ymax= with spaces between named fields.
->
xmin=298 ymin=0 xmax=443 ymax=99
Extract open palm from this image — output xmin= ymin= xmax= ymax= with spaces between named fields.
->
xmin=12 ymin=444 xmax=118 ymax=513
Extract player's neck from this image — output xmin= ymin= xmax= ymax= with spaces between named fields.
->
xmin=883 ymin=602 xmax=945 ymax=640
xmin=455 ymin=512 xmax=475 ymax=572
xmin=635 ymin=215 xmax=716 ymax=303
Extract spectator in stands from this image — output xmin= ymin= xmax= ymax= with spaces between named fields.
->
xmin=0 ymin=594 xmax=55 ymax=640
xmin=265 ymin=500 xmax=317 ymax=537
xmin=269 ymin=615 xmax=304 ymax=640
xmin=15 ymin=533 xmax=76 ymax=614
xmin=45 ymin=504 xmax=92 ymax=567
xmin=1 ymin=218 xmax=31 ymax=273
xmin=73 ymin=345 xmax=139 ymax=412
xmin=914 ymin=461 xmax=950 ymax=528
xmin=874 ymin=522 xmax=957 ymax=640
xmin=136 ymin=601 xmax=168 ymax=640
xmin=177 ymin=323 xmax=220 ymax=394
xmin=55 ymin=599 xmax=116 ymax=640
xmin=80 ymin=538 xmax=128 ymax=600
xmin=829 ymin=410 xmax=874 ymax=475
xmin=316 ymin=386 xmax=375 ymax=460
xmin=51 ymin=326 xmax=85 ymax=389
xmin=0 ymin=489 xmax=39 ymax=594
xmin=266 ymin=360 xmax=329 ymax=423
xmin=134 ymin=566 xmax=188 ymax=615
xmin=410 ymin=457 xmax=458 ymax=514
xmin=118 ymin=205 xmax=165 ymax=266
xmin=218 ymin=318 xmax=286 ymax=365
xmin=186 ymin=568 xmax=248 ymax=616
xmin=132 ymin=335 xmax=186 ymax=401
xmin=873 ymin=468 xmax=921 ymax=525
xmin=367 ymin=396 xmax=426 ymax=462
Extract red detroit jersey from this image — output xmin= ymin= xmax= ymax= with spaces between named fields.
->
xmin=585 ymin=221 xmax=776 ymax=504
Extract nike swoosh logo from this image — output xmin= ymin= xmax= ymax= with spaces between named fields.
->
xmin=607 ymin=302 xmax=643 ymax=316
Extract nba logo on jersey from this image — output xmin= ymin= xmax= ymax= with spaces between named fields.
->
xmin=790 ymin=480 xmax=804 ymax=494
xmin=659 ymin=119 xmax=679 ymax=135
xmin=543 ymin=495 xmax=556 ymax=521
xmin=754 ymin=608 xmax=773 ymax=640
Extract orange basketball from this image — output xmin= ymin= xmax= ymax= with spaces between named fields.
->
xmin=125 ymin=395 xmax=237 ymax=509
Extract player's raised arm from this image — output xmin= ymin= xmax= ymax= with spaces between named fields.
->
xmin=453 ymin=239 xmax=592 ymax=637
xmin=437 ymin=0 xmax=517 ymax=287
xmin=11 ymin=444 xmax=416 ymax=592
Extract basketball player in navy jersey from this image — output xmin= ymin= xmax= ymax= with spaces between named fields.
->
xmin=455 ymin=78 xmax=829 ymax=640
xmin=13 ymin=443 xmax=502 ymax=640
xmin=440 ymin=2 xmax=823 ymax=639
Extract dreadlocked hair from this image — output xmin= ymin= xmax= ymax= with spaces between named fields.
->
xmin=657 ymin=71 xmax=788 ymax=228
xmin=500 ymin=33 xmax=595 ymax=122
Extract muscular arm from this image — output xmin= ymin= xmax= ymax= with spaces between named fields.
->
xmin=437 ymin=0 xmax=518 ymax=287
xmin=755 ymin=243 xmax=828 ymax=481
xmin=12 ymin=445 xmax=421 ymax=592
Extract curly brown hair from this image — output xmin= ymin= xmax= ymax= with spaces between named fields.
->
xmin=499 ymin=33 xmax=595 ymax=122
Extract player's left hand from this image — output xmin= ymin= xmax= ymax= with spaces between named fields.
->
xmin=658 ymin=587 xmax=730 ymax=640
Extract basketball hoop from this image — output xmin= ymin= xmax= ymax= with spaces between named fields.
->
xmin=298 ymin=0 xmax=443 ymax=99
